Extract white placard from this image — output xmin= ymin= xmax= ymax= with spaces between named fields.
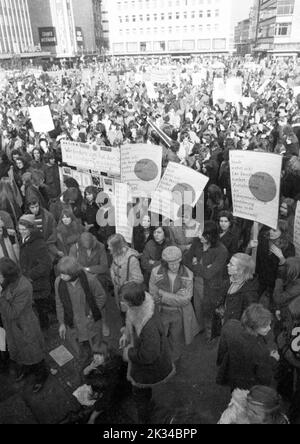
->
xmin=257 ymin=78 xmax=271 ymax=95
xmin=121 ymin=144 xmax=162 ymax=198
xmin=192 ymin=70 xmax=206 ymax=86
xmin=149 ymin=162 xmax=209 ymax=221
xmin=145 ymin=81 xmax=158 ymax=100
xmin=226 ymin=77 xmax=243 ymax=104
xmin=0 ymin=327 xmax=6 ymax=351
xmin=61 ymin=140 xmax=121 ymax=176
xmin=294 ymin=202 xmax=300 ymax=257
xmin=49 ymin=345 xmax=74 ymax=367
xmin=115 ymin=183 xmax=133 ymax=244
xmin=230 ymin=151 xmax=282 ymax=229
xmin=28 ymin=105 xmax=54 ymax=133
xmin=294 ymin=86 xmax=300 ymax=97
xmin=213 ymin=78 xmax=226 ymax=108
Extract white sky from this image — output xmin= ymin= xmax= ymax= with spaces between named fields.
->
xmin=232 ymin=0 xmax=253 ymax=25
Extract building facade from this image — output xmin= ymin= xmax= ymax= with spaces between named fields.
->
xmin=234 ymin=18 xmax=251 ymax=56
xmin=102 ymin=0 xmax=235 ymax=56
xmin=0 ymin=0 xmax=35 ymax=55
xmin=255 ymin=0 xmax=300 ymax=55
xmin=28 ymin=0 xmax=97 ymax=57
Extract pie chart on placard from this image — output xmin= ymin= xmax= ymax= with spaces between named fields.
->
xmin=134 ymin=159 xmax=159 ymax=182
xmin=249 ymin=172 xmax=277 ymax=203
xmin=172 ymin=183 xmax=196 ymax=205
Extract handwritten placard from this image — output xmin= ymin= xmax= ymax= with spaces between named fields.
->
xmin=61 ymin=140 xmax=121 ymax=176
xmin=230 ymin=151 xmax=282 ymax=229
xmin=115 ymin=183 xmax=133 ymax=244
xmin=149 ymin=162 xmax=209 ymax=220
xmin=121 ymin=144 xmax=162 ymax=198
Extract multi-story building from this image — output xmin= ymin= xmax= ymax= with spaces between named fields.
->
xmin=28 ymin=0 xmax=98 ymax=58
xmin=0 ymin=0 xmax=36 ymax=56
xmin=255 ymin=0 xmax=300 ymax=56
xmin=102 ymin=0 xmax=235 ymax=56
xmin=234 ymin=18 xmax=251 ymax=55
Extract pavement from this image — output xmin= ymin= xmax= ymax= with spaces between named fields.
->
xmin=0 ymin=295 xmax=231 ymax=425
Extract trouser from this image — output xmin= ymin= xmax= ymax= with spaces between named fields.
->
xmin=16 ymin=360 xmax=49 ymax=385
xmin=0 ymin=351 xmax=9 ymax=372
xmin=161 ymin=309 xmax=185 ymax=362
xmin=34 ymin=298 xmax=51 ymax=330
xmin=132 ymin=387 xmax=153 ymax=424
xmin=193 ymin=277 xmax=205 ymax=332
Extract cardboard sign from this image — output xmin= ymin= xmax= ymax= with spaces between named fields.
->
xmin=230 ymin=151 xmax=282 ymax=229
xmin=145 ymin=81 xmax=158 ymax=100
xmin=213 ymin=78 xmax=226 ymax=109
xmin=121 ymin=144 xmax=162 ymax=198
xmin=28 ymin=105 xmax=54 ymax=133
xmin=294 ymin=202 xmax=300 ymax=257
xmin=49 ymin=345 xmax=74 ymax=367
xmin=149 ymin=162 xmax=209 ymax=220
xmin=115 ymin=183 xmax=133 ymax=244
xmin=61 ymin=141 xmax=121 ymax=176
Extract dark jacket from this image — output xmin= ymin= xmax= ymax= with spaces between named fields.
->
xmin=45 ymin=164 xmax=61 ymax=199
xmin=217 ymin=320 xmax=274 ymax=390
xmin=0 ymin=276 xmax=45 ymax=365
xmin=141 ymin=239 xmax=172 ymax=285
xmin=184 ymin=239 xmax=228 ymax=304
xmin=19 ymin=230 xmax=52 ymax=299
xmin=125 ymin=293 xmax=175 ymax=388
xmin=223 ymin=278 xmax=260 ymax=325
xmin=273 ymin=278 xmax=300 ymax=310
xmin=219 ymin=230 xmax=239 ymax=260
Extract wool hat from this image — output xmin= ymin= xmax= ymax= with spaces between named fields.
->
xmin=162 ymin=246 xmax=182 ymax=263
xmin=19 ymin=214 xmax=36 ymax=229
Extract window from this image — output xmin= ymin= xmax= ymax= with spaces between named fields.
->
xmin=275 ymin=22 xmax=292 ymax=36
xmin=207 ymin=10 xmax=211 ymax=18
xmin=277 ymin=0 xmax=295 ymax=15
xmin=161 ymin=13 xmax=165 ymax=20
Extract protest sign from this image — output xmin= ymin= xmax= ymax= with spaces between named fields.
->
xmin=213 ymin=78 xmax=226 ymax=109
xmin=0 ymin=327 xmax=6 ymax=352
xmin=49 ymin=346 xmax=74 ymax=367
xmin=257 ymin=78 xmax=271 ymax=95
xmin=28 ymin=105 xmax=54 ymax=133
xmin=145 ymin=81 xmax=158 ymax=100
xmin=294 ymin=86 xmax=300 ymax=98
xmin=226 ymin=77 xmax=243 ymax=104
xmin=61 ymin=141 xmax=121 ymax=176
xmin=294 ymin=202 xmax=300 ymax=257
xmin=121 ymin=144 xmax=162 ymax=197
xmin=115 ymin=183 xmax=133 ymax=244
xmin=149 ymin=162 xmax=209 ymax=221
xmin=192 ymin=70 xmax=206 ymax=86
xmin=230 ymin=151 xmax=282 ymax=229
xmin=241 ymin=96 xmax=255 ymax=108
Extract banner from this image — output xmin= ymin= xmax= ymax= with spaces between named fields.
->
xmin=115 ymin=183 xmax=133 ymax=244
xmin=149 ymin=162 xmax=209 ymax=221
xmin=294 ymin=202 xmax=300 ymax=257
xmin=226 ymin=77 xmax=243 ymax=104
xmin=230 ymin=151 xmax=282 ymax=229
xmin=121 ymin=144 xmax=162 ymax=198
xmin=61 ymin=141 xmax=121 ymax=176
xmin=213 ymin=78 xmax=226 ymax=108
xmin=28 ymin=105 xmax=54 ymax=133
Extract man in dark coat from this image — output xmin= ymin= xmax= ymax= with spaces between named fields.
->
xmin=18 ymin=215 xmax=52 ymax=329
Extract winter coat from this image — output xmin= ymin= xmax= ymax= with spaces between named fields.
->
xmin=219 ymin=230 xmax=239 ymax=260
xmin=110 ymin=248 xmax=144 ymax=308
xmin=19 ymin=230 xmax=52 ymax=299
xmin=217 ymin=319 xmax=274 ymax=390
xmin=27 ymin=207 xmax=58 ymax=261
xmin=273 ymin=278 xmax=300 ymax=310
xmin=149 ymin=264 xmax=199 ymax=345
xmin=69 ymin=238 xmax=110 ymax=281
xmin=124 ymin=293 xmax=175 ymax=388
xmin=57 ymin=220 xmax=84 ymax=256
xmin=184 ymin=239 xmax=228 ymax=307
xmin=223 ymin=278 xmax=260 ymax=325
xmin=0 ymin=276 xmax=45 ymax=365
xmin=44 ymin=164 xmax=61 ymax=199
xmin=141 ymin=239 xmax=172 ymax=285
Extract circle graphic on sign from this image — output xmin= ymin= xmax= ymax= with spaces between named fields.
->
xmin=172 ymin=183 xmax=196 ymax=206
xmin=134 ymin=159 xmax=158 ymax=182
xmin=249 ymin=172 xmax=277 ymax=203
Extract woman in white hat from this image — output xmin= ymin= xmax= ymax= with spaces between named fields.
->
xmin=149 ymin=245 xmax=199 ymax=362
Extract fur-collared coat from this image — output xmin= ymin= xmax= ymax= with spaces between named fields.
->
xmin=123 ymin=293 xmax=175 ymax=388
xmin=149 ymin=264 xmax=200 ymax=346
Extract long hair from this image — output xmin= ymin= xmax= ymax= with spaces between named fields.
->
xmin=108 ymin=234 xmax=128 ymax=257
xmin=0 ymin=257 xmax=20 ymax=290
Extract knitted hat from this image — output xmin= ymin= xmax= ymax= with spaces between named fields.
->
xmin=162 ymin=246 xmax=182 ymax=263
xmin=19 ymin=214 xmax=36 ymax=229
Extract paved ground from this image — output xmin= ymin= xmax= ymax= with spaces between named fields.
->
xmin=0 ymin=296 xmax=231 ymax=424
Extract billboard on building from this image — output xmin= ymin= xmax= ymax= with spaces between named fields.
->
xmin=39 ymin=27 xmax=57 ymax=46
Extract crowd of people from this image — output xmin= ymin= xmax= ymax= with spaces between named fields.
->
xmin=0 ymin=54 xmax=300 ymax=424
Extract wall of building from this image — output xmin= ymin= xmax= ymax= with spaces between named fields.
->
xmin=72 ymin=0 xmax=97 ymax=53
xmin=102 ymin=0 xmax=234 ymax=55
xmin=27 ymin=0 xmax=54 ymax=53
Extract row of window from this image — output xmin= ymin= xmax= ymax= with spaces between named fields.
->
xmin=118 ymin=23 xmax=221 ymax=35
xmin=118 ymin=9 xmax=219 ymax=23
xmin=116 ymin=0 xmax=221 ymax=10
xmin=113 ymin=37 xmax=226 ymax=54
xmin=258 ymin=22 xmax=293 ymax=38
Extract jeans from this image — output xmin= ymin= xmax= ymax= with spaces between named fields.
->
xmin=34 ymin=298 xmax=51 ymax=330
